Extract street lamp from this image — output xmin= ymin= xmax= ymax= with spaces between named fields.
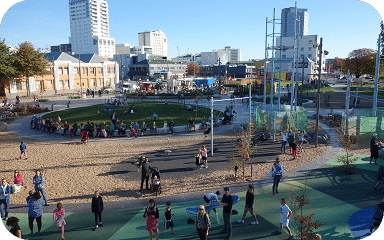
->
xmin=313 ymin=37 xmax=328 ymax=147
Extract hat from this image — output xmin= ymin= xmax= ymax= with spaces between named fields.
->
xmin=224 ymin=187 xmax=229 ymax=191
xmin=374 ymin=133 xmax=378 ymax=137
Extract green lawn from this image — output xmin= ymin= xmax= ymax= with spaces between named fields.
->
xmin=43 ymin=102 xmax=221 ymax=126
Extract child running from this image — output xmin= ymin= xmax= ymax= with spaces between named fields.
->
xmin=144 ymin=199 xmax=159 ymax=240
xmin=277 ymin=198 xmax=293 ymax=240
xmin=160 ymin=201 xmax=175 ymax=234
xmin=53 ymin=202 xmax=66 ymax=240
xmin=19 ymin=141 xmax=27 ymax=160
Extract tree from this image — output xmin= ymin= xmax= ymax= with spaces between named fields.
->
xmin=186 ymin=62 xmax=200 ymax=76
xmin=14 ymin=42 xmax=49 ymax=96
xmin=0 ymin=39 xmax=18 ymax=96
xmin=332 ymin=57 xmax=346 ymax=73
xmin=345 ymin=48 xmax=375 ymax=78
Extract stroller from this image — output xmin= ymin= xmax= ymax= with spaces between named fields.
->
xmin=150 ymin=168 xmax=161 ymax=195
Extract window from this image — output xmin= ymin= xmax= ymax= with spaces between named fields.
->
xmin=64 ymin=68 xmax=68 ymax=74
xmin=65 ymin=80 xmax=69 ymax=88
xmin=58 ymin=68 xmax=62 ymax=75
xmin=301 ymin=47 xmax=304 ymax=51
xmin=59 ymin=81 xmax=64 ymax=88
xmin=47 ymin=80 xmax=52 ymax=85
xmin=35 ymin=81 xmax=41 ymax=90
xmin=282 ymin=55 xmax=286 ymax=59
xmin=308 ymin=47 xmax=312 ymax=51
xmin=90 ymin=68 xmax=94 ymax=74
xmin=93 ymin=39 xmax=98 ymax=45
xmin=98 ymin=68 xmax=102 ymax=73
xmin=98 ymin=78 xmax=102 ymax=85
xmin=74 ymin=68 xmax=78 ymax=74
xmin=308 ymin=54 xmax=312 ymax=58
xmin=81 ymin=68 xmax=85 ymax=74
xmin=90 ymin=79 xmax=95 ymax=86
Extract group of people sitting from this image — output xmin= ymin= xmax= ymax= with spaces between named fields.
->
xmin=30 ymin=115 xmax=61 ymax=133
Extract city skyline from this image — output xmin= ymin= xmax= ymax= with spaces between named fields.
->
xmin=0 ymin=0 xmax=383 ymax=60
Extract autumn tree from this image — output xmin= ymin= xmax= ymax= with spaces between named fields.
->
xmin=0 ymin=39 xmax=19 ymax=96
xmin=332 ymin=57 xmax=346 ymax=73
xmin=345 ymin=48 xmax=375 ymax=78
xmin=14 ymin=42 xmax=50 ymax=96
xmin=186 ymin=62 xmax=200 ymax=76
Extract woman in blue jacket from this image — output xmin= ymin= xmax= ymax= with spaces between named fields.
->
xmin=0 ymin=178 xmax=11 ymax=220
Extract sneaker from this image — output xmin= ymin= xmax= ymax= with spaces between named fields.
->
xmin=93 ymin=225 xmax=98 ymax=231
xmin=251 ymin=221 xmax=259 ymax=225
xmin=237 ymin=220 xmax=244 ymax=223
xmin=99 ymin=222 xmax=103 ymax=227
xmin=205 ymin=166 xmax=208 ymax=168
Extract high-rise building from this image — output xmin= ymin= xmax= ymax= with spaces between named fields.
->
xmin=281 ymin=7 xmax=308 ymax=37
xmin=138 ymin=30 xmax=168 ymax=57
xmin=69 ymin=0 xmax=115 ymax=58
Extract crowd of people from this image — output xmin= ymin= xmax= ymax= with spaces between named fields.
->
xmin=280 ymin=129 xmax=305 ymax=160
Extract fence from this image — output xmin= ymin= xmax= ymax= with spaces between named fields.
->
xmin=254 ymin=106 xmax=308 ymax=132
xmin=341 ymin=108 xmax=384 ymax=139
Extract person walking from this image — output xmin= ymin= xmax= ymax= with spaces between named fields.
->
xmin=32 ymin=170 xmax=49 ymax=206
xmin=238 ymin=185 xmax=259 ymax=225
xmin=272 ymin=158 xmax=283 ymax=196
xmin=160 ymin=201 xmax=175 ymax=235
xmin=144 ymin=199 xmax=159 ymax=240
xmin=53 ymin=203 xmax=66 ymax=240
xmin=19 ymin=141 xmax=27 ymax=160
xmin=220 ymin=187 xmax=233 ymax=239
xmin=168 ymin=120 xmax=174 ymax=134
xmin=195 ymin=205 xmax=211 ymax=240
xmin=91 ymin=191 xmax=104 ymax=230
xmin=0 ymin=178 xmax=11 ymax=220
xmin=27 ymin=191 xmax=45 ymax=235
xmin=6 ymin=216 xmax=23 ymax=238
xmin=276 ymin=198 xmax=294 ymax=240
xmin=370 ymin=133 xmax=382 ymax=165
xmin=287 ymin=129 xmax=295 ymax=154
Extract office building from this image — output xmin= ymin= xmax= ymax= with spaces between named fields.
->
xmin=281 ymin=7 xmax=309 ymax=37
xmin=69 ymin=0 xmax=115 ymax=58
xmin=138 ymin=30 xmax=168 ymax=57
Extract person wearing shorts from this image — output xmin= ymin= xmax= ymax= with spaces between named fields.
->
xmin=370 ymin=133 xmax=382 ymax=165
xmin=144 ymin=199 xmax=159 ymax=240
xmin=200 ymin=145 xmax=208 ymax=168
xmin=160 ymin=201 xmax=175 ymax=234
xmin=238 ymin=185 xmax=259 ymax=225
xmin=19 ymin=141 xmax=27 ymax=160
xmin=277 ymin=198 xmax=293 ymax=240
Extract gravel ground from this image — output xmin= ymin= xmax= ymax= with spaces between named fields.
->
xmin=0 ymin=129 xmax=328 ymax=205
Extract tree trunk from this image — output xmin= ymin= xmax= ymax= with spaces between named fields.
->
xmin=26 ymin=77 xmax=30 ymax=96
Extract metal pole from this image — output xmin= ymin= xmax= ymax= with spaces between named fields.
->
xmin=270 ymin=9 xmax=276 ymax=113
xmin=373 ymin=34 xmax=381 ymax=117
xmin=211 ymin=97 xmax=214 ymax=156
xmin=249 ymin=84 xmax=252 ymax=125
xmin=263 ymin=17 xmax=268 ymax=110
xmin=79 ymin=54 xmax=83 ymax=99
xmin=294 ymin=13 xmax=300 ymax=111
xmin=290 ymin=2 xmax=298 ymax=111
xmin=315 ymin=37 xmax=323 ymax=148
xmin=354 ymin=87 xmax=358 ymax=108
xmin=278 ymin=35 xmax=282 ymax=112
xmin=345 ymin=70 xmax=351 ymax=136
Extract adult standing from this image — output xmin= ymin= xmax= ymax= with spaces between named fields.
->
xmin=220 ymin=187 xmax=233 ymax=239
xmin=139 ymin=157 xmax=153 ymax=192
xmin=6 ymin=216 xmax=23 ymax=238
xmin=62 ymin=121 xmax=69 ymax=136
xmin=195 ymin=205 xmax=211 ymax=240
xmin=27 ymin=191 xmax=45 ymax=234
xmin=19 ymin=140 xmax=27 ymax=160
xmin=152 ymin=112 xmax=158 ymax=123
xmin=110 ymin=112 xmax=118 ymax=127
xmin=370 ymin=133 xmax=382 ymax=165
xmin=281 ymin=132 xmax=287 ymax=153
xmin=33 ymin=170 xmax=49 ymax=206
xmin=238 ymin=185 xmax=259 ymax=225
xmin=0 ymin=178 xmax=11 ymax=220
xmin=287 ymin=129 xmax=295 ymax=154
xmin=272 ymin=158 xmax=283 ymax=196
xmin=91 ymin=191 xmax=104 ymax=230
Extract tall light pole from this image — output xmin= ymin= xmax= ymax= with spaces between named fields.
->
xmin=79 ymin=54 xmax=83 ymax=99
xmin=314 ymin=37 xmax=328 ymax=147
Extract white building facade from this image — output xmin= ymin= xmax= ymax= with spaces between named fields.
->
xmin=69 ymin=0 xmax=115 ymax=58
xmin=138 ymin=30 xmax=168 ymax=57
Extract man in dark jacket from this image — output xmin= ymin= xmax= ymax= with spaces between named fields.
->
xmin=220 ymin=187 xmax=233 ymax=238
xmin=139 ymin=157 xmax=153 ymax=192
xmin=91 ymin=191 xmax=104 ymax=230
xmin=370 ymin=133 xmax=382 ymax=165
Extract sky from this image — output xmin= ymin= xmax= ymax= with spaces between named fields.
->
xmin=0 ymin=0 xmax=383 ymax=61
